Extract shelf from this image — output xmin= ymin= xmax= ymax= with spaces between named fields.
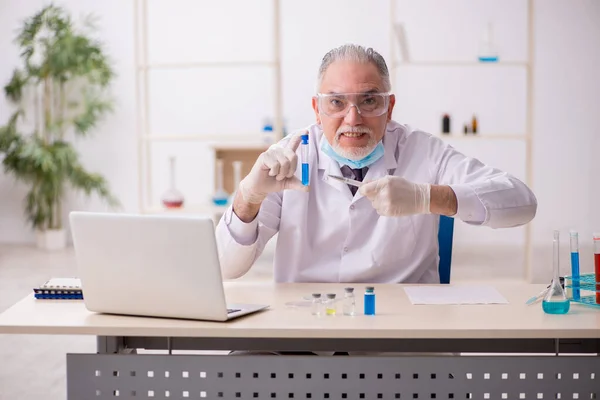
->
xmin=435 ymin=133 xmax=527 ymax=140
xmin=209 ymin=142 xmax=270 ymax=151
xmin=392 ymin=61 xmax=528 ymax=67
xmin=138 ymin=61 xmax=276 ymax=70
xmin=142 ymin=134 xmax=265 ymax=142
xmin=143 ymin=203 xmax=229 ymax=216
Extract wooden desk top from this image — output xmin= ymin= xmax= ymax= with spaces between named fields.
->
xmin=0 ymin=282 xmax=599 ymax=339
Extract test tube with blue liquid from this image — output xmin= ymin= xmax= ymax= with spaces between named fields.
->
xmin=300 ymin=134 xmax=309 ymax=186
xmin=364 ymin=286 xmax=376 ymax=315
xmin=569 ymin=230 xmax=580 ymax=301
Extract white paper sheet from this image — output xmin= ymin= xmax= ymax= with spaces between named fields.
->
xmin=404 ymin=285 xmax=509 ymax=305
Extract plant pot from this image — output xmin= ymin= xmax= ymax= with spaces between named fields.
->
xmin=36 ymin=229 xmax=67 ymax=250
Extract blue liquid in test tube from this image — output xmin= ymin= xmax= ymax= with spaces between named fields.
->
xmin=364 ymin=286 xmax=376 ymax=315
xmin=570 ymin=231 xmax=580 ymax=301
xmin=300 ymin=134 xmax=309 ymax=186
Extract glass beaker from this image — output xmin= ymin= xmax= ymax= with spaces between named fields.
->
xmin=161 ymin=156 xmax=184 ymax=209
xmin=542 ymin=230 xmax=570 ymax=314
xmin=212 ymin=159 xmax=229 ymax=206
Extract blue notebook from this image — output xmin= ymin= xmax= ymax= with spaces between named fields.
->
xmin=33 ymin=278 xmax=83 ymax=300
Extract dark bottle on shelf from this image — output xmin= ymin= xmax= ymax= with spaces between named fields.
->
xmin=442 ymin=114 xmax=451 ymax=134
xmin=472 ymin=115 xmax=478 ymax=134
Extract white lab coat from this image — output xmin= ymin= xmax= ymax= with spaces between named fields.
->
xmin=215 ymin=121 xmax=537 ymax=283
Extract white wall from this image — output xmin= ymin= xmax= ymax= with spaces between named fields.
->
xmin=0 ymin=0 xmax=138 ymax=243
xmin=1 ymin=0 xmax=599 ymax=282
xmin=530 ymin=0 xmax=600 ymax=281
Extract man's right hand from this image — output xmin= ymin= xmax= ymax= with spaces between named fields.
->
xmin=238 ymin=132 xmax=309 ymax=205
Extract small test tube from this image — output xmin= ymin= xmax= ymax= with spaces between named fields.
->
xmin=364 ymin=287 xmax=376 ymax=315
xmin=300 ymin=134 xmax=309 ymax=186
xmin=569 ymin=231 xmax=580 ymax=301
xmin=311 ymin=293 xmax=322 ymax=316
xmin=325 ymin=293 xmax=337 ymax=316
xmin=594 ymin=233 xmax=600 ymax=304
xmin=343 ymin=287 xmax=356 ymax=316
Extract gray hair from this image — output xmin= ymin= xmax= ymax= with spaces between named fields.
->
xmin=317 ymin=44 xmax=391 ymax=92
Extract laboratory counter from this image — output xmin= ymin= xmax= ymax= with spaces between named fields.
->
xmin=1 ymin=282 xmax=599 ymax=399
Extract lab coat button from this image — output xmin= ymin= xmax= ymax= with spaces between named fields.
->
xmin=350 ymin=205 xmax=355 ymax=210
xmin=343 ymin=247 xmax=349 ymax=253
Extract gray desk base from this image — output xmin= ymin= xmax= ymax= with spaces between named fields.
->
xmin=65 ymin=336 xmax=600 ymax=400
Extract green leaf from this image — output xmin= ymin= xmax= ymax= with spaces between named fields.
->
xmin=0 ymin=111 xmax=25 ymax=154
xmin=4 ymin=69 xmax=28 ymax=102
xmin=67 ymin=162 xmax=120 ymax=209
xmin=72 ymin=89 xmax=113 ymax=136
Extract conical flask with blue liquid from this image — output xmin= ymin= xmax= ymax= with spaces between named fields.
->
xmin=542 ymin=230 xmax=570 ymax=314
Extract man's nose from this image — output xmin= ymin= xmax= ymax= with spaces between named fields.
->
xmin=343 ymin=104 xmax=362 ymax=126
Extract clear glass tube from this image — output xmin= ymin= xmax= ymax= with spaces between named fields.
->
xmin=212 ymin=159 xmax=229 ymax=206
xmin=325 ymin=293 xmax=337 ymax=316
xmin=542 ymin=230 xmax=570 ymax=314
xmin=343 ymin=287 xmax=356 ymax=316
xmin=232 ymin=161 xmax=243 ymax=193
xmin=301 ymin=134 xmax=309 ymax=186
xmin=364 ymin=286 xmax=376 ymax=316
xmin=229 ymin=161 xmax=243 ymax=204
xmin=569 ymin=231 xmax=580 ymax=300
xmin=594 ymin=233 xmax=600 ymax=304
xmin=311 ymin=293 xmax=322 ymax=316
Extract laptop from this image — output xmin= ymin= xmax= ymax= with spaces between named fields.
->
xmin=69 ymin=211 xmax=269 ymax=321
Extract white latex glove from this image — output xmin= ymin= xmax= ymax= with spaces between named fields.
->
xmin=359 ymin=176 xmax=431 ymax=217
xmin=238 ymin=132 xmax=309 ymax=204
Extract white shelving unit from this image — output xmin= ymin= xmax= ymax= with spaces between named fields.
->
xmin=134 ymin=0 xmax=283 ymax=216
xmin=389 ymin=0 xmax=535 ymax=281
xmin=433 ymin=133 xmax=527 ymax=140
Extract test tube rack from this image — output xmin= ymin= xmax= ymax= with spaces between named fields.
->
xmin=563 ymin=273 xmax=600 ymax=309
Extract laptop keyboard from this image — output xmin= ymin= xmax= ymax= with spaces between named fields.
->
xmin=227 ymin=308 xmax=241 ymax=314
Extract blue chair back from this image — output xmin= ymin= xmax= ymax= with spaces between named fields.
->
xmin=437 ymin=215 xmax=455 ymax=284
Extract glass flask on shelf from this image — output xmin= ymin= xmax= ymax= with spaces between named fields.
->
xmin=212 ymin=158 xmax=229 ymax=206
xmin=542 ymin=230 xmax=570 ymax=314
xmin=478 ymin=22 xmax=499 ymax=62
xmin=161 ymin=156 xmax=184 ymax=209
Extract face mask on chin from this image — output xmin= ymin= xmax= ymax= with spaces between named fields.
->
xmin=321 ymin=139 xmax=384 ymax=169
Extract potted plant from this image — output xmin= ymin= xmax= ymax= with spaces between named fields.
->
xmin=0 ymin=5 xmax=119 ymax=250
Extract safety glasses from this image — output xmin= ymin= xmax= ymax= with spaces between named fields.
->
xmin=316 ymin=92 xmax=391 ymax=118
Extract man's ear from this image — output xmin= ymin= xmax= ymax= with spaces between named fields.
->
xmin=312 ymin=97 xmax=321 ymax=125
xmin=387 ymin=94 xmax=395 ymax=122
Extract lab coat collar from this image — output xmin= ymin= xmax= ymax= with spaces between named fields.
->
xmin=316 ymin=122 xmax=402 ymax=202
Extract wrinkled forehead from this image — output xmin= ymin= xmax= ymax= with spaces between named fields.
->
xmin=319 ymin=60 xmax=385 ymax=94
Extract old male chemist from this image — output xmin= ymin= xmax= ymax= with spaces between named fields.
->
xmin=215 ymin=44 xmax=537 ymax=284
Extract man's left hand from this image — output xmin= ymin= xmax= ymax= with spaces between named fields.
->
xmin=359 ymin=176 xmax=431 ymax=217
